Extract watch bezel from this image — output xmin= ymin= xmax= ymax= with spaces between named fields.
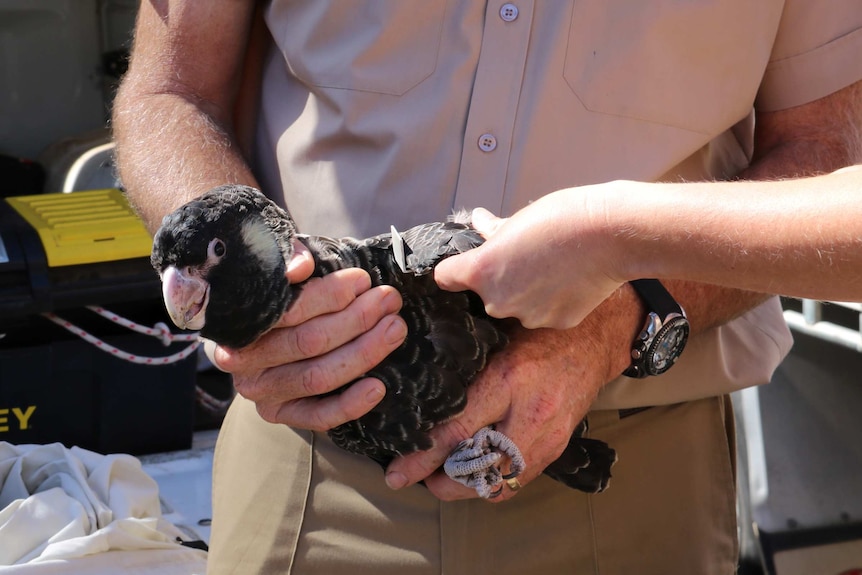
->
xmin=624 ymin=279 xmax=690 ymax=379
xmin=643 ymin=313 xmax=690 ymax=376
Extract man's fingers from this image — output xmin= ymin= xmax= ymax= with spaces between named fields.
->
xmin=469 ymin=207 xmax=505 ymax=237
xmin=211 ymin=262 xmax=408 ymax=433
xmin=432 ymin=255 xmax=473 ymax=293
xmin=435 ymin=208 xmax=506 ymax=293
xmin=421 ymin=470 xmax=480 ymax=501
xmin=421 ymin=469 xmax=526 ymax=502
xmin=217 ymin=282 xmax=402 ymax=371
xmin=262 ymin=377 xmax=387 ymax=431
xmin=286 ymin=314 xmax=407 ymax=399
xmin=278 ymin=286 xmax=402 ymax=364
xmin=286 ymin=239 xmax=315 ymax=282
xmin=385 ymin=374 xmax=512 ymax=492
xmin=277 ymin=268 xmax=375 ymax=328
xmin=384 ymin=415 xmax=475 ymax=490
xmin=236 ymin=313 xmax=407 ymax=408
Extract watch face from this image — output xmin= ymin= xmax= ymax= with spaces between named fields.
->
xmin=646 ymin=316 xmax=690 ymax=375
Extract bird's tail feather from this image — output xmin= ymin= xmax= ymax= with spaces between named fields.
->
xmin=543 ymin=433 xmax=617 ymax=494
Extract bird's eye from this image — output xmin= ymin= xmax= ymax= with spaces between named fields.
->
xmin=208 ymin=238 xmax=227 ymax=259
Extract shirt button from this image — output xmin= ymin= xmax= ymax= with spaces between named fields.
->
xmin=478 ymin=133 xmax=498 ymax=152
xmin=500 ymin=3 xmax=519 ymax=22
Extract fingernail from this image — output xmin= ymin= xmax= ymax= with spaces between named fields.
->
xmin=386 ymin=472 xmax=407 ymax=490
xmin=384 ymin=318 xmax=407 ymax=344
xmin=381 ymin=289 xmax=402 ymax=313
xmin=353 ymin=271 xmax=372 ymax=295
xmin=366 ymin=384 xmax=384 ymax=404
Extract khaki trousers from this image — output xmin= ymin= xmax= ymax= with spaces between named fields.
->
xmin=207 ymin=394 xmax=738 ymax=574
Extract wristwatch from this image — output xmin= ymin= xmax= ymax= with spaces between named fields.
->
xmin=623 ymin=279 xmax=690 ymax=378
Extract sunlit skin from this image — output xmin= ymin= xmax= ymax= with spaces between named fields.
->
xmin=434 ymin=165 xmax=862 ymax=332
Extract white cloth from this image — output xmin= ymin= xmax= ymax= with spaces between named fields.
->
xmin=0 ymin=442 xmax=206 ymax=574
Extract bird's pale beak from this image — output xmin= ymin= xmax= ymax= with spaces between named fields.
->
xmin=161 ymin=265 xmax=210 ymax=330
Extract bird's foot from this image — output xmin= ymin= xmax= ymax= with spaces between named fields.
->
xmin=443 ymin=426 xmax=526 ymax=499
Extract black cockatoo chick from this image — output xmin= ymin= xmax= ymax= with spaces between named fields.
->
xmin=151 ymin=184 xmax=617 ymax=498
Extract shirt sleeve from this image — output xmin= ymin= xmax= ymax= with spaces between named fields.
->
xmin=755 ymin=0 xmax=862 ymax=111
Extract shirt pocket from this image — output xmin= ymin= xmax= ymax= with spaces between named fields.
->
xmin=562 ymin=0 xmax=781 ymax=134
xmin=267 ymin=0 xmax=447 ymax=96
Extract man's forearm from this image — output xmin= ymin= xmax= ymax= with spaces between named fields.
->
xmin=654 ymin=106 xmax=861 ymax=338
xmin=111 ymin=0 xmax=260 ymax=233
xmin=113 ymin=90 xmax=258 ymax=233
xmin=579 ymin=82 xmax=862 ymax=383
xmin=609 ymin=169 xmax=862 ymax=301
xmin=661 ymin=83 xmax=862 ymax=333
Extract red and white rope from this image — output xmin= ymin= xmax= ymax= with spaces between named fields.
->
xmin=41 ymin=307 xmax=200 ymax=365
xmin=85 ymin=305 xmax=199 ymax=344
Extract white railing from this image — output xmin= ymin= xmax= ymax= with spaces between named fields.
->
xmin=783 ymin=299 xmax=862 ymax=353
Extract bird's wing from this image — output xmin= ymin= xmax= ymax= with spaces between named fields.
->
xmin=397 ymin=220 xmax=485 ymax=275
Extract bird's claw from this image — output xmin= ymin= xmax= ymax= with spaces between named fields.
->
xmin=443 ymin=427 xmax=526 ymax=499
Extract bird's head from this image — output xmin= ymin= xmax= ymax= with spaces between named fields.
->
xmin=150 ymin=185 xmax=297 ymax=348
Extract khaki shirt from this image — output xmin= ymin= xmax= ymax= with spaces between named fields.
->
xmin=252 ymin=0 xmax=862 ymax=408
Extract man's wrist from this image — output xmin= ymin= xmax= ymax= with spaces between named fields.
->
xmin=582 ymin=181 xmax=650 ymax=285
xmin=569 ymin=284 xmax=646 ymax=385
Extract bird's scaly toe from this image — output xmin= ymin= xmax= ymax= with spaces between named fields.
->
xmin=443 ymin=426 xmax=526 ymax=498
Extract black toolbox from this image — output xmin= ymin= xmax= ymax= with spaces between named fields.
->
xmin=0 ymin=190 xmax=198 ymax=455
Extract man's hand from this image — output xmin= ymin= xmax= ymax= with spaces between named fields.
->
xmin=385 ymin=294 xmax=639 ymax=501
xmin=434 ymin=194 xmax=627 ymax=331
xmin=213 ymin=241 xmax=408 ymax=430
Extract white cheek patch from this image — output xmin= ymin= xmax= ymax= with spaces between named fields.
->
xmin=241 ymin=218 xmax=281 ymax=269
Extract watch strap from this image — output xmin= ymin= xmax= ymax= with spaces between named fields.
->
xmin=629 ymin=279 xmax=684 ymax=317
